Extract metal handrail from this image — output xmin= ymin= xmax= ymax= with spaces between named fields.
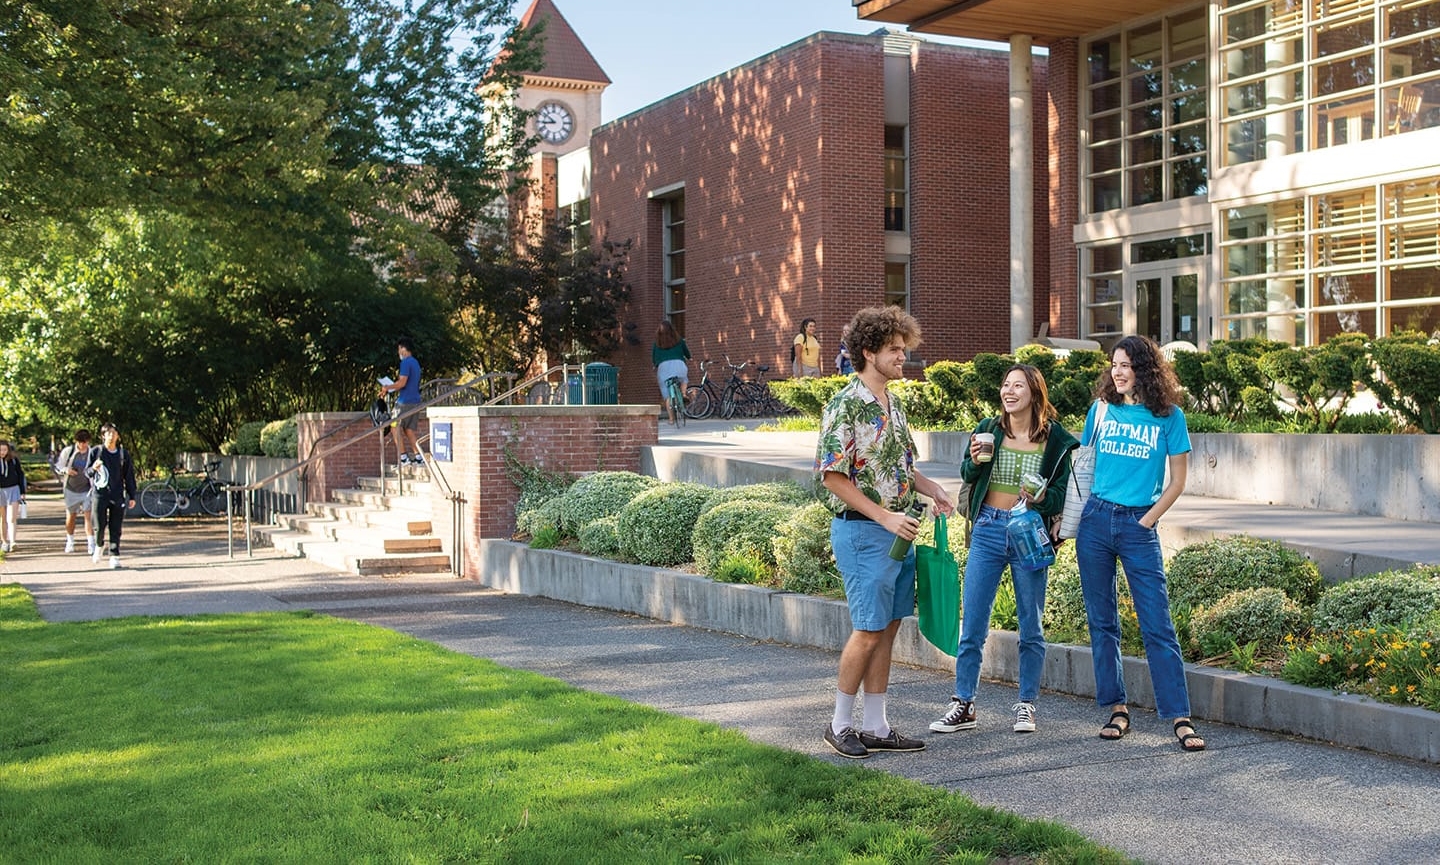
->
xmin=221 ymin=363 xmax=595 ymax=564
xmin=224 ymin=374 xmax=502 ymax=558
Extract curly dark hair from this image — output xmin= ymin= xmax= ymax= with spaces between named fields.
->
xmin=999 ymin=363 xmax=1058 ymax=443
xmin=845 ymin=306 xmax=920 ymax=373
xmin=1096 ymin=335 xmax=1183 ymax=416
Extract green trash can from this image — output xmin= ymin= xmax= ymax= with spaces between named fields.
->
xmin=583 ymin=362 xmax=618 ymax=405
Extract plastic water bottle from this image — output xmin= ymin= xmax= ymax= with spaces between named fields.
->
xmin=1007 ymin=500 xmax=1056 ymax=569
xmin=887 ymin=500 xmax=927 ymax=560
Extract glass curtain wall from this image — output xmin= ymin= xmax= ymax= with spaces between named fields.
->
xmin=1221 ymin=0 xmax=1440 ymax=164
xmin=1219 ymin=176 xmax=1440 ymax=341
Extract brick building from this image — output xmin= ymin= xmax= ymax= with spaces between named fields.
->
xmin=584 ymin=30 xmax=1049 ymax=402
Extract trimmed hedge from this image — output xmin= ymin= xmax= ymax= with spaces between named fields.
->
xmin=616 ymin=482 xmax=717 ymax=567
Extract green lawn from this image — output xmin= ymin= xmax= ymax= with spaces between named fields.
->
xmin=0 ymin=586 xmax=1129 ymax=863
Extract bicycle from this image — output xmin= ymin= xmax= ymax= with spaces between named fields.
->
xmin=717 ymin=357 xmax=769 ymax=420
xmin=683 ymin=359 xmax=720 ymax=420
xmin=139 ymin=460 xmax=234 ymax=518
xmin=664 ymin=375 xmax=686 ymax=426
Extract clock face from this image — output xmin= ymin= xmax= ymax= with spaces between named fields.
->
xmin=536 ymin=101 xmax=575 ymax=144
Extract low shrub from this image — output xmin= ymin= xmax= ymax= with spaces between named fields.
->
xmin=692 ymin=500 xmax=798 ymax=579
xmin=697 ymin=481 xmax=813 ymax=517
xmin=529 ymin=526 xmax=560 ymax=549
xmin=507 ymin=455 xmax=575 ymax=526
xmin=259 ymin=418 xmax=298 ymax=458
xmin=1282 ymin=621 xmax=1440 ymax=708
xmin=1167 ymin=536 xmax=1323 ymax=609
xmin=227 ymin=421 xmax=267 ymax=456
xmin=616 ymin=483 xmax=716 ymax=567
xmin=577 ymin=515 xmax=621 ymax=558
xmin=1191 ymin=587 xmax=1309 ymax=659
xmin=772 ymin=502 xmax=842 ymax=596
xmin=515 ymin=495 xmax=565 ymax=539
xmin=560 ymin=471 xmax=659 ymax=535
xmin=1310 ymin=566 xmax=1440 ymax=634
xmin=713 ymin=553 xmax=766 ymax=585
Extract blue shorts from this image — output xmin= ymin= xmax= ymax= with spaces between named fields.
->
xmin=830 ymin=516 xmax=916 ymax=631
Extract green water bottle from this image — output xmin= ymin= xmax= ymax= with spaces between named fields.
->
xmin=887 ymin=500 xmax=927 ymax=560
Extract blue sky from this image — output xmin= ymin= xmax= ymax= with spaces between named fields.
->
xmin=539 ymin=0 xmax=995 ymax=122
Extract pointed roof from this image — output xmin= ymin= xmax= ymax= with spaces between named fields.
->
xmin=517 ymin=0 xmax=610 ymax=86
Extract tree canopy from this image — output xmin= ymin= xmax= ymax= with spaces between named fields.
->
xmin=0 ymin=0 xmax=629 ymax=461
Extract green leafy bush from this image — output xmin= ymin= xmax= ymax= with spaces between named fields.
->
xmin=713 ymin=553 xmax=766 ymax=584
xmin=1362 ymin=332 xmax=1440 ymax=433
xmin=560 ymin=471 xmax=659 ymax=535
xmin=259 ymin=418 xmax=298 ymax=458
xmin=616 ymin=482 xmax=716 ymax=567
xmin=772 ymin=502 xmax=842 ymax=596
xmin=505 ymin=452 xmax=576 ymax=527
xmin=769 ymin=376 xmax=848 ymax=418
xmin=1310 ymin=566 xmax=1440 ymax=634
xmin=692 ymin=500 xmax=798 ymax=578
xmin=515 ymin=495 xmax=566 ymax=539
xmin=227 ymin=421 xmax=267 ymax=456
xmin=698 ymin=481 xmax=813 ymax=516
xmin=1167 ymin=536 xmax=1323 ymax=610
xmin=1191 ymin=587 xmax=1308 ymax=658
xmin=577 ymin=515 xmax=621 ymax=558
xmin=529 ymin=526 xmax=560 ymax=549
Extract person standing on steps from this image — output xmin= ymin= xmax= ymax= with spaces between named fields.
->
xmin=89 ymin=423 xmax=136 ymax=570
xmin=55 ymin=429 xmax=97 ymax=555
xmin=814 ymin=305 xmax=955 ymax=760
xmin=0 ymin=440 xmax=27 ymax=554
xmin=379 ymin=337 xmax=424 ymax=468
xmin=930 ymin=364 xmax=1077 ymax=737
xmin=792 ymin=318 xmax=822 ymax=377
xmin=1077 ymin=334 xmax=1205 ymax=752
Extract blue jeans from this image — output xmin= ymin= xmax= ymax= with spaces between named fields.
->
xmin=830 ymin=516 xmax=915 ymax=632
xmin=1076 ymin=496 xmax=1191 ymax=718
xmin=952 ymin=504 xmax=1048 ymax=702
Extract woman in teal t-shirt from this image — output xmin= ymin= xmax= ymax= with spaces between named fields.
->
xmin=651 ymin=320 xmax=690 ymax=424
xmin=1076 ymin=335 xmax=1205 ymax=753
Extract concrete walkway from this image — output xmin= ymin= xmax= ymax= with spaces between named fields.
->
xmin=7 ymin=493 xmax=1440 ymax=864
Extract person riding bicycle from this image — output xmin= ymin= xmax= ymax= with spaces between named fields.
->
xmin=651 ymin=320 xmax=691 ymax=424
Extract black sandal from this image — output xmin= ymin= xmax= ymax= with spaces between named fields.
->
xmin=1099 ymin=709 xmax=1130 ymax=740
xmin=1173 ymin=719 xmax=1206 ymax=752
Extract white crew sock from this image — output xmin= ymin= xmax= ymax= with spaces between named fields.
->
xmin=831 ymin=690 xmax=858 ymax=734
xmin=861 ymin=690 xmax=891 ymax=737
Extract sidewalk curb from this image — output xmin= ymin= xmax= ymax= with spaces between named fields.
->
xmin=478 ymin=539 xmax=1440 ymax=764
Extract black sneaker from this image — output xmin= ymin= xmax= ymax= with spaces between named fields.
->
xmin=823 ymin=725 xmax=869 ymax=759
xmin=929 ymin=698 xmax=978 ymax=733
xmin=859 ymin=728 xmax=926 ymax=752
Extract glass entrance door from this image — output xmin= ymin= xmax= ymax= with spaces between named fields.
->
xmin=1131 ymin=262 xmax=1204 ymax=346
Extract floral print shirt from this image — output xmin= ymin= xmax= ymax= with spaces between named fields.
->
xmin=813 ymin=376 xmax=917 ymax=515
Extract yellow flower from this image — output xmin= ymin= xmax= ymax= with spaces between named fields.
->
xmin=1318 ymin=653 xmax=1331 ymax=664
xmin=1407 ymin=685 xmax=1417 ymax=694
xmin=1422 ymin=642 xmax=1432 ymax=650
xmin=1389 ymin=685 xmax=1399 ymax=694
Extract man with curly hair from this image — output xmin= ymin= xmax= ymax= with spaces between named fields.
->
xmin=813 ymin=305 xmax=955 ymax=759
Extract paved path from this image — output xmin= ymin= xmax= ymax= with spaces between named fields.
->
xmin=7 ymin=493 xmax=1440 ymax=864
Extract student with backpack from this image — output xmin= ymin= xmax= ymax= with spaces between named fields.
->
xmin=89 ymin=423 xmax=137 ymax=569
xmin=55 ymin=429 xmax=97 ymax=555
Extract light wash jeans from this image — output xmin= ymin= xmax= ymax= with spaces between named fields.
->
xmin=1076 ymin=496 xmax=1192 ymax=718
xmin=952 ymin=504 xmax=1048 ymax=702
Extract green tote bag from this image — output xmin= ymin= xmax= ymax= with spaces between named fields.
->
xmin=915 ymin=514 xmax=960 ymax=656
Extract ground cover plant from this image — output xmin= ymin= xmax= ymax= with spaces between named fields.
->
xmin=0 ymin=587 xmax=1126 ymax=864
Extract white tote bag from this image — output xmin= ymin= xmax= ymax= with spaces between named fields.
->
xmin=1056 ymin=401 xmax=1108 ymax=540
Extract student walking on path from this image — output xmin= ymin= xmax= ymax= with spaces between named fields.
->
xmin=55 ymin=430 xmax=97 ymax=556
xmin=89 ymin=423 xmax=136 ymax=570
xmin=931 ymin=364 xmax=1077 ymax=736
xmin=0 ymin=440 xmax=27 ymax=554
xmin=814 ymin=305 xmax=954 ymax=759
xmin=1077 ymin=335 xmax=1205 ymax=752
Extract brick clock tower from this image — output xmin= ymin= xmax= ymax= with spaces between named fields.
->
xmin=513 ymin=0 xmax=609 ymax=221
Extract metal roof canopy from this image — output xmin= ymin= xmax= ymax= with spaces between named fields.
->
xmin=853 ymin=0 xmax=1180 ymax=44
